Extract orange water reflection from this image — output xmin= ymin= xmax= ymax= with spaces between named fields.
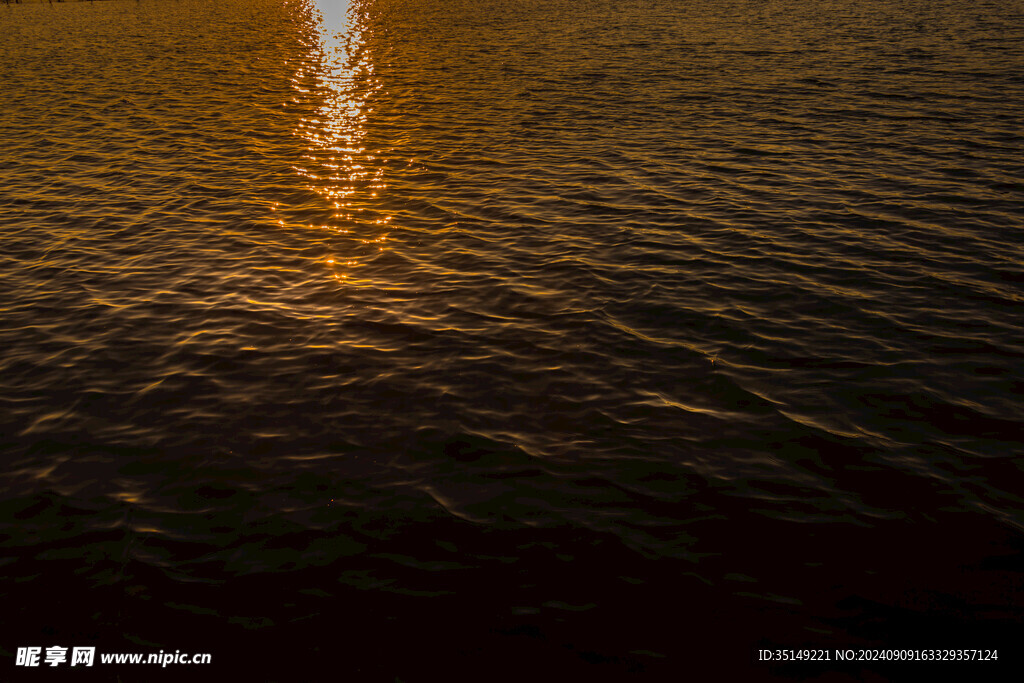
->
xmin=296 ymin=0 xmax=389 ymax=282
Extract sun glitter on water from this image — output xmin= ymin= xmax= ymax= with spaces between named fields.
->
xmin=295 ymin=0 xmax=390 ymax=280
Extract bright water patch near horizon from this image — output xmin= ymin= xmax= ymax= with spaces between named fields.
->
xmin=1 ymin=0 xmax=1023 ymax=679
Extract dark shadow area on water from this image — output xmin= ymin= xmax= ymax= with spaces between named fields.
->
xmin=1 ymin=439 xmax=1021 ymax=682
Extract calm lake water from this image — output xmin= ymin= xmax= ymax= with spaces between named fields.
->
xmin=1 ymin=0 xmax=1022 ymax=679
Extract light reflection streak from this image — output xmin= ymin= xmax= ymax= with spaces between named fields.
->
xmin=296 ymin=0 xmax=389 ymax=282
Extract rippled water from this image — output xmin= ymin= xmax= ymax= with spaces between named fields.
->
xmin=2 ymin=0 xmax=1023 ymax=678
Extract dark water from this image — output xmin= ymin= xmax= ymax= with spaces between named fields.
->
xmin=1 ymin=0 xmax=1023 ymax=679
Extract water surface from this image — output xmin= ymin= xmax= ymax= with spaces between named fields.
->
xmin=1 ymin=0 xmax=1023 ymax=679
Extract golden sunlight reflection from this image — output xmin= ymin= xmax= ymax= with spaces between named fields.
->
xmin=296 ymin=0 xmax=389 ymax=282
